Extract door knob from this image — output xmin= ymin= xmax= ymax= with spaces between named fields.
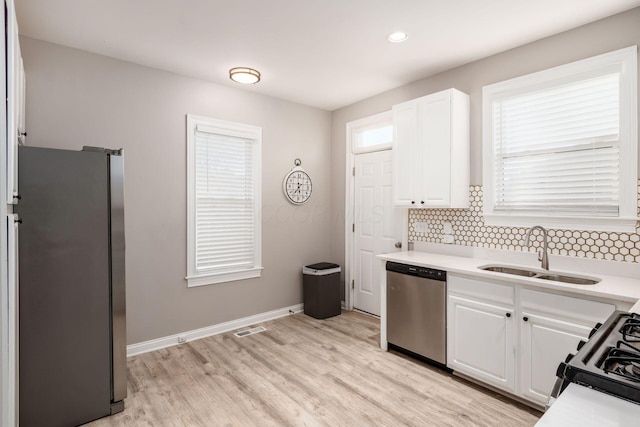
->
xmin=394 ymin=242 xmax=402 ymax=248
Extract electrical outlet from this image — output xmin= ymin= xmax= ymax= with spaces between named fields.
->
xmin=414 ymin=221 xmax=429 ymax=233
xmin=178 ymin=336 xmax=187 ymax=344
xmin=442 ymin=234 xmax=454 ymax=244
xmin=443 ymin=221 xmax=453 ymax=234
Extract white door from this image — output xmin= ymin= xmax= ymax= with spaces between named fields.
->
xmin=447 ymin=294 xmax=516 ymax=393
xmin=353 ymin=150 xmax=403 ymax=316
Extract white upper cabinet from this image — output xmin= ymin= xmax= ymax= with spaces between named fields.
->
xmin=392 ymin=101 xmax=419 ymax=205
xmin=6 ymin=0 xmax=25 ymax=204
xmin=392 ymin=88 xmax=470 ymax=208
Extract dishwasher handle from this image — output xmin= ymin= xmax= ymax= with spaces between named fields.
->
xmin=386 ymin=261 xmax=446 ymax=282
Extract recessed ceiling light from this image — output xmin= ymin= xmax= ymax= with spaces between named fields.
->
xmin=229 ymin=67 xmax=261 ymax=84
xmin=387 ymin=32 xmax=408 ymax=43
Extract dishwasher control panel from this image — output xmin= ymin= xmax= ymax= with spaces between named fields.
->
xmin=386 ymin=261 xmax=446 ymax=282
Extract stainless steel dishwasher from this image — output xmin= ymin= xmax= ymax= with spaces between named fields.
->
xmin=386 ymin=261 xmax=447 ymax=365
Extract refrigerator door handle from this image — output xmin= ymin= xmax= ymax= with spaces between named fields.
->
xmin=109 ymin=153 xmax=127 ymax=406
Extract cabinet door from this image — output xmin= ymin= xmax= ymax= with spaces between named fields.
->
xmin=420 ymin=91 xmax=451 ymax=207
xmin=392 ymin=101 xmax=420 ymax=207
xmin=519 ymin=312 xmax=591 ymax=405
xmin=448 ymin=294 xmax=516 ymax=392
xmin=6 ymin=0 xmax=20 ymax=204
xmin=519 ymin=289 xmax=614 ymax=406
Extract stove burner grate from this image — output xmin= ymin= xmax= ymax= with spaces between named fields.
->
xmin=625 ymin=361 xmax=640 ymax=378
xmin=603 ymin=348 xmax=640 ymax=383
xmin=621 ymin=319 xmax=640 ymax=342
xmin=617 ymin=340 xmax=640 ymax=353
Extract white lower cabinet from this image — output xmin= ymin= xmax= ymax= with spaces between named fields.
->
xmin=519 ymin=312 xmax=591 ymax=405
xmin=448 ymin=295 xmax=515 ymax=392
xmin=518 ymin=288 xmax=615 ymax=406
xmin=448 ymin=274 xmax=615 ymax=406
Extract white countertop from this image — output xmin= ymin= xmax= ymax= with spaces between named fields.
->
xmin=378 ymin=250 xmax=640 ymax=307
xmin=535 ymin=384 xmax=640 ymax=427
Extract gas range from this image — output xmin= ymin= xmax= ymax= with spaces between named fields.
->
xmin=552 ymin=311 xmax=640 ymax=405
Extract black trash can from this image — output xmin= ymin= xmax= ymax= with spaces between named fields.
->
xmin=303 ymin=262 xmax=341 ymax=319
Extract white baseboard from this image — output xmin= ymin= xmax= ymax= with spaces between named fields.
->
xmin=126 ymin=303 xmax=304 ymax=357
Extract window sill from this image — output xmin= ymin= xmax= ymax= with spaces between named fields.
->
xmin=186 ymin=267 xmax=263 ymax=287
xmin=483 ymin=213 xmax=639 ymax=233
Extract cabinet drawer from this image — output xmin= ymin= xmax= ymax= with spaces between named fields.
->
xmin=520 ymin=288 xmax=614 ymax=325
xmin=448 ymin=274 xmax=515 ymax=307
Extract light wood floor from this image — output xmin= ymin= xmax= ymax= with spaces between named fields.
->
xmin=88 ymin=311 xmax=541 ymax=426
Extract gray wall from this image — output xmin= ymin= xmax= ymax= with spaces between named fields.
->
xmin=21 ymin=37 xmax=332 ymax=344
xmin=329 ymin=7 xmax=640 ymax=273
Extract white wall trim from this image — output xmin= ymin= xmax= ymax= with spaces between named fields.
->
xmin=483 ymin=213 xmax=639 ymax=233
xmin=345 ymin=111 xmax=407 ymax=312
xmin=345 ymin=121 xmax=355 ymax=311
xmin=345 ymin=112 xmax=395 ymax=311
xmin=186 ymin=267 xmax=263 ymax=287
xmin=126 ymin=303 xmax=303 ymax=357
xmin=186 ymin=114 xmax=263 ymax=288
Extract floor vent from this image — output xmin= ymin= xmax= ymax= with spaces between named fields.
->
xmin=234 ymin=326 xmax=266 ymax=338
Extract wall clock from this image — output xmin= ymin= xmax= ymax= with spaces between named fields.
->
xmin=283 ymin=159 xmax=312 ymax=205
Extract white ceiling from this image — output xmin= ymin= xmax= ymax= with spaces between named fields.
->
xmin=15 ymin=0 xmax=640 ymax=111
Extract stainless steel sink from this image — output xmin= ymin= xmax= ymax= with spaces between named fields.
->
xmin=479 ymin=264 xmax=600 ymax=285
xmin=481 ymin=266 xmax=537 ymax=277
xmin=535 ymin=274 xmax=600 ymax=285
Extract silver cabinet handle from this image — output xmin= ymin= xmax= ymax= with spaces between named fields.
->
xmin=394 ymin=242 xmax=402 ymax=249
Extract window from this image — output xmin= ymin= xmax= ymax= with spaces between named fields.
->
xmin=483 ymin=46 xmax=637 ymax=231
xmin=186 ymin=115 xmax=262 ymax=287
xmin=349 ymin=111 xmax=393 ymax=154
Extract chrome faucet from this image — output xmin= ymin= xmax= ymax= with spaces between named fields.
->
xmin=524 ymin=225 xmax=549 ymax=270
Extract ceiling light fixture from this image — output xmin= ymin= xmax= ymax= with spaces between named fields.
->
xmin=387 ymin=32 xmax=408 ymax=43
xmin=229 ymin=67 xmax=261 ymax=84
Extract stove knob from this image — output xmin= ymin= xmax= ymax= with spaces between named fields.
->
xmin=588 ymin=323 xmax=602 ymax=338
xmin=555 ymin=362 xmax=567 ymax=377
xmin=576 ymin=340 xmax=587 ymax=351
xmin=564 ymin=353 xmax=574 ymax=363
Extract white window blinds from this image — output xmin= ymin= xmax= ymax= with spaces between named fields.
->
xmin=195 ymin=128 xmax=256 ymax=273
xmin=483 ymin=46 xmax=637 ymax=232
xmin=186 ymin=115 xmax=262 ymax=287
xmin=492 ymin=73 xmax=620 ymax=216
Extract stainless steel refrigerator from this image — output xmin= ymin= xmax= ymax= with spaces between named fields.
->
xmin=15 ymin=146 xmax=127 ymax=427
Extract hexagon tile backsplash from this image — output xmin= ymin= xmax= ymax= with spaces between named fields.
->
xmin=408 ymin=182 xmax=640 ymax=263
